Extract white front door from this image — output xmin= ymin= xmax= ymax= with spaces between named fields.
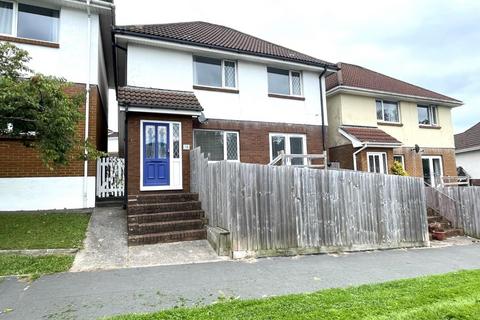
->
xmin=367 ymin=152 xmax=388 ymax=174
xmin=140 ymin=120 xmax=182 ymax=191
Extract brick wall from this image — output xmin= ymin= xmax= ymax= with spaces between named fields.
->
xmin=0 ymin=84 xmax=107 ymax=177
xmin=194 ymin=119 xmax=326 ymax=164
xmin=127 ymin=116 xmax=326 ymax=196
xmin=329 ymin=144 xmax=355 ymax=169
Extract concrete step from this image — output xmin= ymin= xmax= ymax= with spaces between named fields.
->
xmin=128 ymin=219 xmax=205 ymax=235
xmin=129 ymin=193 xmax=199 ymax=205
xmin=128 ymin=229 xmax=207 ymax=246
xmin=128 ymin=201 xmax=202 ymax=215
xmin=427 ymin=215 xmax=447 ymax=224
xmin=128 ymin=210 xmax=205 ymax=224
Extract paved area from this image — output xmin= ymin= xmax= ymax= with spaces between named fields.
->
xmin=71 ymin=207 xmax=226 ymax=272
xmin=2 ymin=243 xmax=480 ymax=319
xmin=430 ymin=235 xmax=479 ymax=248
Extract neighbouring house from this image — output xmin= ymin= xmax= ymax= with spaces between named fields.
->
xmin=0 ymin=0 xmax=114 ymax=211
xmin=455 ymin=122 xmax=480 ymax=186
xmin=326 ymin=63 xmax=463 ymax=186
xmin=108 ymin=129 xmax=119 ymax=155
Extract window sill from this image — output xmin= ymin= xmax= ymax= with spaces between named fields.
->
xmin=377 ymin=121 xmax=403 ymax=127
xmin=268 ymin=93 xmax=305 ymax=101
xmin=193 ymin=85 xmax=239 ymax=94
xmin=419 ymin=124 xmax=441 ymax=129
xmin=0 ymin=35 xmax=59 ymax=48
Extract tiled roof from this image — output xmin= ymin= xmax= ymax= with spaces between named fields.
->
xmin=340 ymin=125 xmax=402 ymax=145
xmin=326 ymin=63 xmax=461 ymax=104
xmin=115 ymin=21 xmax=337 ymax=69
xmin=455 ymin=122 xmax=480 ymax=150
xmin=117 ymin=86 xmax=203 ymax=112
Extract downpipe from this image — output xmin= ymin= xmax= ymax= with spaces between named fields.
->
xmin=83 ymin=0 xmax=92 ymax=208
xmin=353 ymin=144 xmax=368 ymax=171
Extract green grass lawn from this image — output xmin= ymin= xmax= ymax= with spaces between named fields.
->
xmin=0 ymin=255 xmax=74 ymax=279
xmin=109 ymin=269 xmax=480 ymax=320
xmin=0 ymin=212 xmax=90 ymax=249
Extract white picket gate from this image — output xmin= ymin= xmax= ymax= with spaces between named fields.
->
xmin=96 ymin=157 xmax=125 ymax=198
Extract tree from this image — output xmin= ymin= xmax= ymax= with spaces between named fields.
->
xmin=391 ymin=160 xmax=408 ymax=176
xmin=0 ymin=42 xmax=99 ymax=168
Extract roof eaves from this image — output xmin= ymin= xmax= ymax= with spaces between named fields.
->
xmin=114 ymin=28 xmax=339 ymax=70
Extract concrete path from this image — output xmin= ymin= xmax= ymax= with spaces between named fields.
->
xmin=2 ymin=243 xmax=480 ymax=320
xmin=71 ymin=207 xmax=227 ymax=272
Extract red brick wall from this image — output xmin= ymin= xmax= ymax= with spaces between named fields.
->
xmin=392 ymin=147 xmax=457 ymax=177
xmin=194 ymin=119 xmax=326 ymax=164
xmin=0 ymin=84 xmax=107 ymax=177
xmin=329 ymin=144 xmax=355 ymax=169
xmin=127 ymin=116 xmax=326 ymax=196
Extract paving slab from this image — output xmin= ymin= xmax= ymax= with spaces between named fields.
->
xmin=1 ymin=243 xmax=480 ymax=320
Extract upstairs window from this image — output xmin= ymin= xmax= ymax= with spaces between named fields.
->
xmin=376 ymin=100 xmax=400 ymax=123
xmin=0 ymin=1 xmax=13 ymax=35
xmin=417 ymin=105 xmax=438 ymax=125
xmin=193 ymin=56 xmax=237 ymax=89
xmin=0 ymin=1 xmax=59 ymax=43
xmin=267 ymin=67 xmax=302 ymax=96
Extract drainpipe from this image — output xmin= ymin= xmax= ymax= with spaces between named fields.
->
xmin=123 ymin=105 xmax=129 ymax=209
xmin=318 ymin=68 xmax=327 ymax=167
xmin=353 ymin=144 xmax=368 ymax=171
xmin=82 ymin=0 xmax=92 ymax=208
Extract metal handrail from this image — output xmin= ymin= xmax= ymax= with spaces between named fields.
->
xmin=425 ymin=181 xmax=463 ymax=208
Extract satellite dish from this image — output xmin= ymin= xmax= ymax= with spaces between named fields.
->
xmin=197 ymin=112 xmax=208 ymax=124
xmin=414 ymin=144 xmax=420 ymax=153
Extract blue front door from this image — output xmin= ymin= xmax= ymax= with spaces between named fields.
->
xmin=143 ymin=122 xmax=170 ymax=187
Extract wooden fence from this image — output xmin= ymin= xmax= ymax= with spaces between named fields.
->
xmin=96 ymin=157 xmax=125 ymax=198
xmin=191 ymin=148 xmax=429 ymax=258
xmin=426 ymin=187 xmax=480 ymax=238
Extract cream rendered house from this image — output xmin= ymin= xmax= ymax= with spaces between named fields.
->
xmin=326 ymin=63 xmax=462 ymax=185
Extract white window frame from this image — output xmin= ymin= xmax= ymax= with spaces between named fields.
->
xmin=367 ymin=152 xmax=388 ymax=174
xmin=269 ymin=133 xmax=307 ymax=165
xmin=393 ymin=155 xmax=405 ymax=169
xmin=422 ymin=155 xmax=444 ymax=186
xmin=267 ymin=67 xmax=304 ymax=97
xmin=417 ymin=104 xmax=438 ymax=126
xmin=193 ymin=129 xmax=240 ymax=162
xmin=192 ymin=56 xmax=238 ymax=89
xmin=0 ymin=0 xmax=60 ymax=43
xmin=376 ymin=99 xmax=401 ymax=124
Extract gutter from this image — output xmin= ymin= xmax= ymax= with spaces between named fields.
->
xmin=353 ymin=144 xmax=368 ymax=171
xmin=318 ymin=68 xmax=327 ymax=164
xmin=82 ymin=0 xmax=92 ymax=208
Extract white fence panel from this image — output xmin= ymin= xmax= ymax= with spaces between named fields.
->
xmin=96 ymin=157 xmax=125 ymax=198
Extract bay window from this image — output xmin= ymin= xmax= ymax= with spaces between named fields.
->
xmin=193 ymin=130 xmax=239 ymax=161
xmin=417 ymin=105 xmax=438 ymax=126
xmin=193 ymin=56 xmax=237 ymax=89
xmin=0 ymin=1 xmax=59 ymax=43
xmin=376 ymin=100 xmax=400 ymax=123
xmin=267 ymin=67 xmax=302 ymax=96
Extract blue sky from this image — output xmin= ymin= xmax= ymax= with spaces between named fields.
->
xmin=113 ymin=0 xmax=480 ymax=133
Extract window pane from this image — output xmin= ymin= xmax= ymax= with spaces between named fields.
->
xmin=172 ymin=123 xmax=180 ymax=159
xmin=422 ymin=158 xmax=431 ymax=185
xmin=226 ymin=132 xmax=238 ymax=160
xmin=157 ymin=126 xmax=167 ymax=159
xmin=382 ymin=101 xmax=399 ymax=122
xmin=374 ymin=155 xmax=380 ymax=173
xmin=376 ymin=100 xmax=383 ymax=120
xmin=194 ymin=130 xmax=224 ymax=161
xmin=368 ymin=155 xmax=375 ymax=173
xmin=431 ymin=106 xmax=438 ymax=125
xmin=145 ymin=125 xmax=155 ymax=159
xmin=382 ymin=154 xmax=387 ymax=174
xmin=289 ymin=137 xmax=304 ymax=165
xmin=268 ymin=67 xmax=290 ymax=95
xmin=194 ymin=56 xmax=222 ymax=87
xmin=18 ymin=4 xmax=59 ymax=42
xmin=0 ymin=1 xmax=13 ymax=35
xmin=418 ymin=105 xmax=430 ymax=124
xmin=433 ymin=158 xmax=442 ymax=177
xmin=271 ymin=135 xmax=286 ymax=160
xmin=291 ymin=72 xmax=301 ymax=96
xmin=224 ymin=61 xmax=236 ymax=88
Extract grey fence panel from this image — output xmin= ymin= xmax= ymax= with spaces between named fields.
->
xmin=191 ymin=148 xmax=429 ymax=258
xmin=426 ymin=186 xmax=480 ymax=238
